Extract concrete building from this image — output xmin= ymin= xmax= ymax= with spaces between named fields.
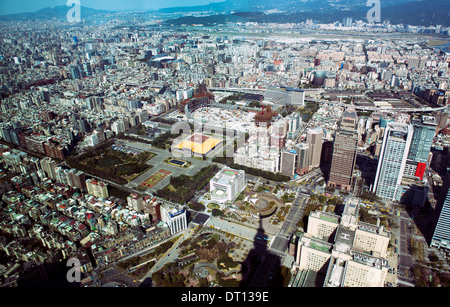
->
xmin=160 ymin=206 xmax=187 ymax=235
xmin=295 ymin=143 xmax=310 ymax=175
xmin=294 ymin=198 xmax=391 ymax=287
xmin=372 ymin=122 xmax=414 ymax=201
xmin=307 ymin=127 xmax=323 ymax=169
xmin=328 ymin=109 xmax=359 ymax=191
xmin=209 ymin=167 xmax=246 ymax=203
xmin=296 ymin=234 xmax=333 ymax=275
xmin=306 ymin=211 xmax=340 ymax=241
xmin=127 ymin=193 xmax=144 ymax=213
xmin=287 ymin=113 xmax=301 ymax=139
xmin=264 ymin=86 xmax=305 ymax=107
xmin=280 ymin=149 xmax=298 ymax=179
xmin=326 ymin=252 xmax=389 ymax=287
xmin=353 ymin=222 xmax=390 ymax=258
xmin=86 ymin=179 xmax=109 ymax=198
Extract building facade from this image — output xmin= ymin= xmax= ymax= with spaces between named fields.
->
xmin=431 ymin=167 xmax=450 ymax=250
xmin=280 ymin=150 xmax=298 ymax=179
xmin=307 ymin=127 xmax=323 ymax=169
xmin=328 ymin=109 xmax=359 ymax=191
xmin=86 ymin=178 xmax=109 ymax=198
xmin=294 ymin=198 xmax=391 ymax=287
xmin=210 ymin=167 xmax=246 ymax=203
xmin=160 ymin=205 xmax=188 ymax=235
xmin=372 ymin=122 xmax=414 ymax=201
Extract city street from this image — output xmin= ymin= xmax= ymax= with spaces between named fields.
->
xmin=397 ymin=211 xmax=415 ymax=286
xmin=142 ymin=225 xmax=199 ymax=280
xmin=207 ymin=216 xmax=273 ymax=243
xmin=270 ymin=190 xmax=308 ymax=255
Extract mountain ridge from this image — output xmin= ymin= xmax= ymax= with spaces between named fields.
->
xmin=162 ymin=0 xmax=450 ymax=27
xmin=0 ymin=0 xmax=449 ymax=27
xmin=0 ymin=5 xmax=113 ymax=20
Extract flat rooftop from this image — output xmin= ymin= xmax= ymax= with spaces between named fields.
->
xmin=174 ymin=134 xmax=222 ymax=155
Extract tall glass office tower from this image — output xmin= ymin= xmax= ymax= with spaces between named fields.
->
xmin=372 ymin=122 xmax=414 ymax=201
xmin=399 ymin=117 xmax=436 ymax=181
xmin=408 ymin=117 xmax=436 ymax=164
xmin=408 ymin=126 xmax=434 ymax=163
xmin=431 ymin=167 xmax=450 ymax=250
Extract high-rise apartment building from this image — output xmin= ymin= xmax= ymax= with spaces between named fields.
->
xmin=328 ymin=109 xmax=359 ymax=191
xmin=372 ymin=122 xmax=414 ymax=201
xmin=67 ymin=168 xmax=87 ymax=192
xmin=39 ymin=157 xmax=57 ymax=180
xmin=86 ymin=178 xmax=109 ymax=198
xmin=127 ymin=193 xmax=144 ymax=213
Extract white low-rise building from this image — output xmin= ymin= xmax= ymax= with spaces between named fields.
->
xmin=210 ymin=167 xmax=246 ymax=203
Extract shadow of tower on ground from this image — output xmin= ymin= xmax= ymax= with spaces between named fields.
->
xmin=239 ymin=217 xmax=283 ymax=287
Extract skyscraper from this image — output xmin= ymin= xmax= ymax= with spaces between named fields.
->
xmin=408 ymin=117 xmax=436 ymax=163
xmin=295 ymin=143 xmax=310 ymax=175
xmin=328 ymin=109 xmax=359 ymax=191
xmin=430 ymin=167 xmax=450 ymax=250
xmin=395 ymin=117 xmax=436 ymax=206
xmin=280 ymin=149 xmax=298 ymax=178
xmin=69 ymin=65 xmax=81 ymax=80
xmin=372 ymin=122 xmax=414 ymax=201
xmin=403 ymin=116 xmax=436 ymax=180
xmin=307 ymin=127 xmax=323 ymax=169
xmin=287 ymin=113 xmax=301 ymax=139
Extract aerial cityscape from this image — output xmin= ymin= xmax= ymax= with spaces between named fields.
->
xmin=0 ymin=0 xmax=449 ymax=293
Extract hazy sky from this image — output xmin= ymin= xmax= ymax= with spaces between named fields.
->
xmin=0 ymin=0 xmax=224 ymax=15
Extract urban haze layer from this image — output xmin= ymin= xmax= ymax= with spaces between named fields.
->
xmin=0 ymin=0 xmax=449 ymax=289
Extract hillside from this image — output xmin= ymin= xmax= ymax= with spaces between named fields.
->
xmin=163 ymin=0 xmax=450 ymax=27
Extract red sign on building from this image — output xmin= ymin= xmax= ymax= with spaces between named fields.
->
xmin=415 ymin=162 xmax=427 ymax=180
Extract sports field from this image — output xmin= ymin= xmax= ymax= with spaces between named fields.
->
xmin=140 ymin=169 xmax=171 ymax=188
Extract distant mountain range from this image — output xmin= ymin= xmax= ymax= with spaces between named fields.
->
xmin=157 ymin=0 xmax=414 ymax=14
xmin=0 ymin=0 xmax=449 ymax=27
xmin=162 ymin=0 xmax=450 ymax=27
xmin=0 ymin=5 xmax=113 ymax=21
